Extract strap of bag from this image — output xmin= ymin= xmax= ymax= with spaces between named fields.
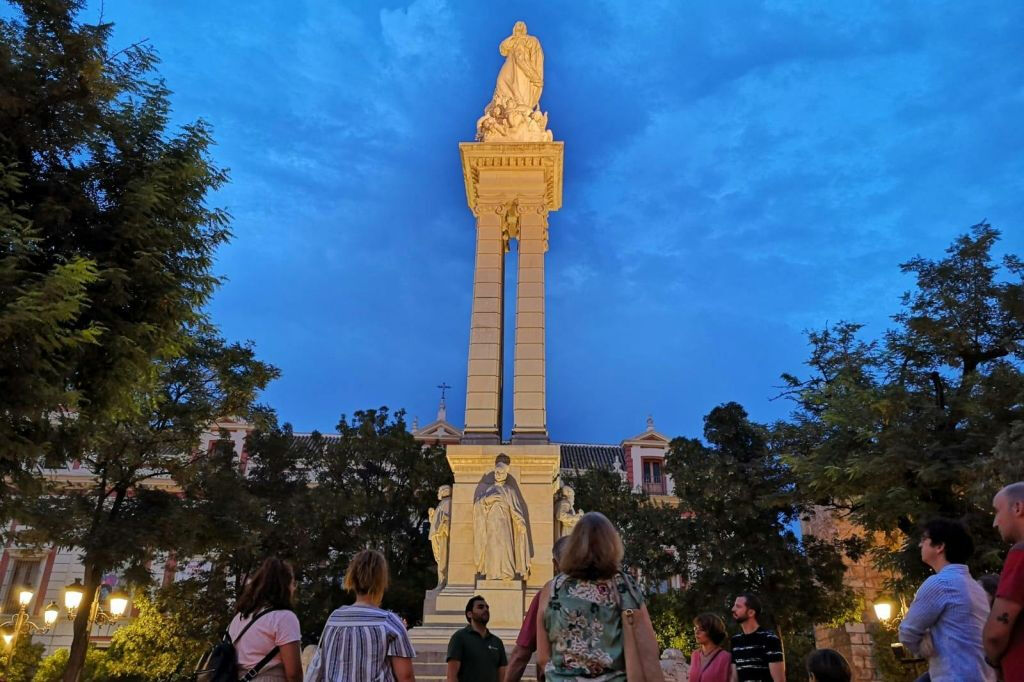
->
xmin=230 ymin=607 xmax=282 ymax=645
xmin=239 ymin=645 xmax=281 ymax=681
xmin=234 ymin=608 xmax=290 ymax=681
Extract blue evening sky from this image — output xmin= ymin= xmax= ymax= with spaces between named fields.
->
xmin=90 ymin=1 xmax=1023 ymax=443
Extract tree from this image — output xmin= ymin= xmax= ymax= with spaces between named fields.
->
xmin=303 ymin=408 xmax=450 ymax=628
xmin=0 ymin=163 xmax=100 ymax=512
xmin=158 ymin=407 xmax=450 ymax=648
xmin=779 ymin=223 xmax=1024 ymax=589
xmin=664 ymin=403 xmax=857 ymax=645
xmin=565 ymin=468 xmax=689 ymax=590
xmin=0 ymin=2 xmax=276 ymax=679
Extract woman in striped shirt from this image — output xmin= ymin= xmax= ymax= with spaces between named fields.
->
xmin=304 ymin=550 xmax=416 ymax=682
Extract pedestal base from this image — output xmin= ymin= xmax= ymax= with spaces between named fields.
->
xmin=475 ymin=579 xmax=526 ymax=630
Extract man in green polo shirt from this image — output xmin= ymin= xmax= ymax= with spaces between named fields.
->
xmin=446 ymin=595 xmax=508 ymax=682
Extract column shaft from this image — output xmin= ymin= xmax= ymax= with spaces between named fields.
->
xmin=462 ymin=211 xmax=504 ymax=443
xmin=512 ymin=209 xmax=548 ymax=443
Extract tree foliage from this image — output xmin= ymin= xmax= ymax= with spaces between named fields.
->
xmin=665 ymin=403 xmax=857 ymax=641
xmin=778 ymin=223 xmax=1024 ymax=589
xmin=162 ymin=407 xmax=450 ymax=648
xmin=565 ymin=467 xmax=688 ymax=590
xmin=0 ymin=2 xmax=279 ymax=679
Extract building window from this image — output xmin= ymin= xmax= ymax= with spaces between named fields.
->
xmin=642 ymin=459 xmax=665 ymax=494
xmin=3 ymin=558 xmax=41 ymax=613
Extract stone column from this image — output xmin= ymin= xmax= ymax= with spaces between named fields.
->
xmin=511 ymin=206 xmax=548 ymax=443
xmin=462 ymin=208 xmax=505 ymax=444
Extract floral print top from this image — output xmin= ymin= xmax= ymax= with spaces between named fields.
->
xmin=542 ymin=571 xmax=644 ymax=681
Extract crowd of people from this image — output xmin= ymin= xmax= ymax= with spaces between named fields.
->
xmin=210 ymin=482 xmax=1024 ymax=682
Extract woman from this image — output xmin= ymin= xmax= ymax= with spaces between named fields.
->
xmin=806 ymin=649 xmax=851 ymax=682
xmin=690 ymin=613 xmax=736 ymax=682
xmin=536 ymin=511 xmax=661 ymax=680
xmin=304 ymin=549 xmax=415 ymax=682
xmin=227 ymin=557 xmax=303 ymax=682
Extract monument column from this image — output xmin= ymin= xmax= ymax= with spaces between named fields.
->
xmin=512 ymin=205 xmax=549 ymax=443
xmin=462 ymin=206 xmax=505 ymax=444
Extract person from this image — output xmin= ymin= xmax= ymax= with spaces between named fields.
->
xmin=805 ymin=649 xmax=850 ymax=682
xmin=446 ymin=596 xmax=507 ymax=682
xmin=304 ymin=549 xmax=415 ymax=682
xmin=984 ymin=482 xmax=1024 ymax=678
xmin=536 ymin=511 xmax=661 ymax=681
xmin=506 ymin=536 xmax=570 ymax=682
xmin=898 ymin=518 xmax=995 ymax=681
xmin=730 ymin=593 xmax=784 ymax=682
xmin=690 ymin=613 xmax=736 ymax=682
xmin=227 ymin=557 xmax=303 ymax=682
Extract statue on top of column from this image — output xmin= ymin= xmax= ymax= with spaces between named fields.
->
xmin=476 ymin=22 xmax=553 ymax=143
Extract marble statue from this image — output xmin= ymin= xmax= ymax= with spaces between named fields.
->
xmin=473 ymin=454 xmax=532 ymax=580
xmin=428 ymin=485 xmax=452 ymax=586
xmin=476 ymin=22 xmax=553 ymax=143
xmin=555 ymin=485 xmax=583 ymax=537
xmin=660 ymin=649 xmax=690 ymax=682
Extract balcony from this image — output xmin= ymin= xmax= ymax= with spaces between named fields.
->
xmin=642 ymin=480 xmax=666 ymax=495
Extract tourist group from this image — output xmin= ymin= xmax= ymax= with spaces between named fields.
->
xmin=200 ymin=482 xmax=1024 ymax=682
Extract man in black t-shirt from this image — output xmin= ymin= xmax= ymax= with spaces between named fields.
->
xmin=730 ymin=593 xmax=785 ymax=682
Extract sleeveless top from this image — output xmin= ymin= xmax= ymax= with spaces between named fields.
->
xmin=542 ymin=571 xmax=644 ymax=681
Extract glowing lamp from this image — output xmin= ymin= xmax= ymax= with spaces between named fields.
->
xmin=1 ymin=631 xmax=12 ymax=648
xmin=17 ymin=587 xmax=33 ymax=607
xmin=64 ymin=578 xmax=85 ymax=613
xmin=44 ymin=601 xmax=60 ymax=626
xmin=873 ymin=600 xmax=893 ymax=622
xmin=109 ymin=593 xmax=129 ymax=618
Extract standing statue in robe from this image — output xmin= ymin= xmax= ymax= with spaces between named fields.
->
xmin=473 ymin=454 xmax=533 ymax=580
xmin=494 ymin=21 xmax=543 ymax=112
xmin=428 ymin=485 xmax=452 ymax=587
xmin=476 ymin=22 xmax=553 ymax=143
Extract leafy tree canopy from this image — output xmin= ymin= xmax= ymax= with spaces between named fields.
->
xmin=778 ymin=223 xmax=1024 ymax=589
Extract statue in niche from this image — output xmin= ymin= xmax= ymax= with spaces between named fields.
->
xmin=428 ymin=485 xmax=452 ymax=587
xmin=473 ymin=454 xmax=533 ymax=580
xmin=476 ymin=22 xmax=553 ymax=143
xmin=555 ymin=485 xmax=583 ymax=537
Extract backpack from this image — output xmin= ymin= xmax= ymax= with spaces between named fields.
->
xmin=194 ymin=608 xmax=285 ymax=682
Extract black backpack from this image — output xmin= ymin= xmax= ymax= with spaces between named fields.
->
xmin=194 ymin=608 xmax=285 ymax=682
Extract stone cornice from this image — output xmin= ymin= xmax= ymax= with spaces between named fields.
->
xmin=459 ymin=142 xmax=564 ymax=216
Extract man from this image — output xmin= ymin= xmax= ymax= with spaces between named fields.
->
xmin=506 ymin=536 xmax=570 ymax=682
xmin=984 ymin=482 xmax=1024 ymax=678
xmin=446 ymin=596 xmax=507 ymax=682
xmin=898 ymin=518 xmax=995 ymax=681
xmin=730 ymin=593 xmax=784 ymax=682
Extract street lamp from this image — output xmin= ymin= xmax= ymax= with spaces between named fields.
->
xmin=63 ymin=578 xmax=85 ymax=617
xmin=873 ymin=599 xmax=894 ymax=622
xmin=63 ymin=578 xmax=129 ymax=625
xmin=0 ymin=586 xmax=54 ymax=665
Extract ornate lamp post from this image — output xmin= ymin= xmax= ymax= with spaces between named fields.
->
xmin=63 ymin=578 xmax=130 ymax=626
xmin=0 ymin=586 xmax=58 ymax=667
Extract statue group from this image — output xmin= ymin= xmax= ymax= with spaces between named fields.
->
xmin=428 ymin=455 xmax=583 ymax=587
xmin=476 ymin=22 xmax=553 ymax=143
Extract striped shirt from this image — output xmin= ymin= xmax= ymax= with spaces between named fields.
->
xmin=303 ymin=604 xmax=416 ymax=682
xmin=898 ymin=564 xmax=996 ymax=682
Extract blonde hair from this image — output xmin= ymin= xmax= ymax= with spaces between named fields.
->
xmin=344 ymin=549 xmax=389 ymax=604
xmin=558 ymin=511 xmax=624 ymax=580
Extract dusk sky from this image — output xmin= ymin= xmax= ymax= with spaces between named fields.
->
xmin=91 ymin=1 xmax=1023 ymax=444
